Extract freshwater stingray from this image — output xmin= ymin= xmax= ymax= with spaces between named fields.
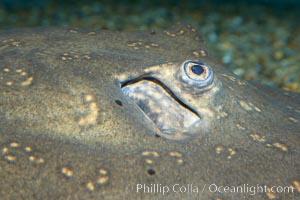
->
xmin=0 ymin=24 xmax=299 ymax=200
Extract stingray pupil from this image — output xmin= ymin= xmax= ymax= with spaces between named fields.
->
xmin=191 ymin=64 xmax=204 ymax=75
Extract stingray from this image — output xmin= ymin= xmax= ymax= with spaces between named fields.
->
xmin=0 ymin=24 xmax=299 ymax=200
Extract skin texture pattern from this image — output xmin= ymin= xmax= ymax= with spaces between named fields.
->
xmin=0 ymin=24 xmax=299 ymax=200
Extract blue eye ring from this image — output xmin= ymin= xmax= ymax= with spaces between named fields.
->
xmin=181 ymin=60 xmax=214 ymax=87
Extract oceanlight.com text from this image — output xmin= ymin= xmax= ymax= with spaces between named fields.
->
xmin=132 ymin=183 xmax=295 ymax=196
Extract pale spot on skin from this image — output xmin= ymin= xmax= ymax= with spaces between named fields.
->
xmin=142 ymin=151 xmax=159 ymax=158
xmin=0 ymin=44 xmax=9 ymax=50
xmin=239 ymin=100 xmax=253 ymax=111
xmin=2 ymin=67 xmax=33 ymax=87
xmin=28 ymin=156 xmax=44 ymax=164
xmin=288 ymin=117 xmax=298 ymax=123
xmin=96 ymin=168 xmax=110 ymax=185
xmin=176 ymin=159 xmax=184 ymax=164
xmin=69 ymin=30 xmax=78 ymax=33
xmin=177 ymin=30 xmax=185 ymax=35
xmin=11 ymin=41 xmax=20 ymax=46
xmin=24 ymin=146 xmax=32 ymax=152
xmin=20 ymin=71 xmax=27 ymax=76
xmin=61 ymin=167 xmax=73 ymax=178
xmin=216 ymin=111 xmax=228 ymax=119
xmin=127 ymin=42 xmax=137 ymax=47
xmin=1 ymin=39 xmax=21 ymax=49
xmin=2 ymin=142 xmax=45 ymax=164
xmin=164 ymin=29 xmax=185 ymax=37
xmin=86 ymin=181 xmax=95 ymax=191
xmin=250 ymin=134 xmax=266 ymax=143
xmin=6 ymin=81 xmax=13 ymax=86
xmin=169 ymin=151 xmax=182 ymax=158
xmin=214 ymin=146 xmax=236 ymax=159
xmin=227 ymin=148 xmax=236 ymax=159
xmin=236 ymin=124 xmax=246 ymax=130
xmin=265 ymin=188 xmax=278 ymax=199
xmin=251 ymin=103 xmax=261 ymax=112
xmin=98 ymin=168 xmax=108 ymax=175
xmin=169 ymin=151 xmax=184 ymax=165
xmin=215 ymin=105 xmax=228 ymax=120
xmin=215 ymin=145 xmax=224 ymax=154
xmin=254 ymin=107 xmax=261 ymax=112
xmin=272 ymin=142 xmax=288 ymax=152
xmin=78 ymin=94 xmax=99 ymax=127
xmin=84 ymin=94 xmax=94 ymax=103
xmin=4 ymin=154 xmax=16 ymax=162
xmin=97 ymin=176 xmax=109 ymax=184
xmin=3 ymin=68 xmax=10 ymax=72
xmin=2 ymin=147 xmax=8 ymax=154
xmin=29 ymin=155 xmax=36 ymax=162
xmin=228 ymin=86 xmax=234 ymax=91
xmin=127 ymin=41 xmax=159 ymax=49
xmin=221 ymin=74 xmax=236 ymax=82
xmin=117 ymin=74 xmax=128 ymax=82
xmin=292 ymin=180 xmax=300 ymax=192
xmin=163 ymin=30 xmax=176 ymax=37
xmin=150 ymin=43 xmax=159 ymax=47
xmin=84 ymin=54 xmax=91 ymax=60
xmin=200 ymin=49 xmax=207 ymax=57
xmin=36 ymin=157 xmax=45 ymax=164
xmin=142 ymin=151 xmax=159 ymax=165
xmin=192 ymin=51 xmax=200 ymax=57
xmin=20 ymin=76 xmax=33 ymax=86
xmin=145 ymin=158 xmax=154 ymax=164
xmin=61 ymin=52 xmax=88 ymax=61
xmin=237 ymin=80 xmax=247 ymax=86
xmin=9 ymin=142 xmax=20 ymax=148
xmin=90 ymin=102 xmax=98 ymax=117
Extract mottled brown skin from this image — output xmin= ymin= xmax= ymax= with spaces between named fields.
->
xmin=0 ymin=24 xmax=299 ymax=200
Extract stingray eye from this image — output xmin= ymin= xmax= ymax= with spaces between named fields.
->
xmin=181 ymin=60 xmax=214 ymax=87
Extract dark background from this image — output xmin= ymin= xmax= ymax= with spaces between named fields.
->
xmin=0 ymin=0 xmax=299 ymax=92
